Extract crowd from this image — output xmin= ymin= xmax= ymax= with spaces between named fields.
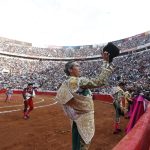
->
xmin=0 ymin=31 xmax=150 ymax=95
xmin=113 ymin=32 xmax=150 ymax=51
xmin=0 ymin=31 xmax=150 ymax=58
xmin=0 ymin=48 xmax=150 ymax=95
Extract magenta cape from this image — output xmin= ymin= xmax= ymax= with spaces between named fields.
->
xmin=125 ymin=95 xmax=145 ymax=134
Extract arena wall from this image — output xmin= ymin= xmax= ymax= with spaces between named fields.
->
xmin=113 ymin=103 xmax=150 ymax=150
xmin=0 ymin=89 xmax=113 ymax=102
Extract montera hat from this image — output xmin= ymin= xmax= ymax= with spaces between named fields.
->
xmin=103 ymin=42 xmax=120 ymax=63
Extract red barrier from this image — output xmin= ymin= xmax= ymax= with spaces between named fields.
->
xmin=12 ymin=90 xmax=57 ymax=96
xmin=113 ymin=103 xmax=150 ymax=150
xmin=0 ymin=89 xmax=6 ymax=94
xmin=0 ymin=90 xmax=112 ymax=102
xmin=93 ymin=94 xmax=113 ymax=103
xmin=36 ymin=91 xmax=56 ymax=96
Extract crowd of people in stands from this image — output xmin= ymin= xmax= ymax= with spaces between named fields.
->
xmin=0 ymin=49 xmax=149 ymax=96
xmin=0 ymin=32 xmax=150 ymax=57
xmin=0 ymin=32 xmax=150 ymax=97
xmin=113 ymin=32 xmax=150 ymax=51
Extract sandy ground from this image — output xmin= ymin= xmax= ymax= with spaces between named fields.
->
xmin=0 ymin=94 xmax=128 ymax=150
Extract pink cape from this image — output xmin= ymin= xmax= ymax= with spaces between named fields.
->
xmin=125 ymin=95 xmax=145 ymax=134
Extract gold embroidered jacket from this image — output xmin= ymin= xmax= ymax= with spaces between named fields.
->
xmin=55 ymin=61 xmax=114 ymax=144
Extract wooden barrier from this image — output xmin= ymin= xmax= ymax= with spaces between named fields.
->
xmin=0 ymin=89 xmax=113 ymax=102
xmin=12 ymin=90 xmax=57 ymax=96
xmin=93 ymin=93 xmax=113 ymax=103
xmin=0 ymin=89 xmax=6 ymax=94
xmin=113 ymin=103 xmax=150 ymax=150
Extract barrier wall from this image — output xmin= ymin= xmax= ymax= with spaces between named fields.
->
xmin=113 ymin=103 xmax=150 ymax=150
xmin=0 ymin=89 xmax=113 ymax=102
xmin=93 ymin=94 xmax=113 ymax=103
xmin=0 ymin=89 xmax=6 ymax=94
xmin=13 ymin=90 xmax=57 ymax=96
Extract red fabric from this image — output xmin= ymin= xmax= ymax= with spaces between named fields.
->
xmin=27 ymin=99 xmax=34 ymax=113
xmin=125 ymin=95 xmax=145 ymax=134
xmin=115 ymin=123 xmax=119 ymax=129
xmin=24 ymin=98 xmax=34 ymax=115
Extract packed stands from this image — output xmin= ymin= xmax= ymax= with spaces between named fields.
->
xmin=0 ymin=31 xmax=150 ymax=94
